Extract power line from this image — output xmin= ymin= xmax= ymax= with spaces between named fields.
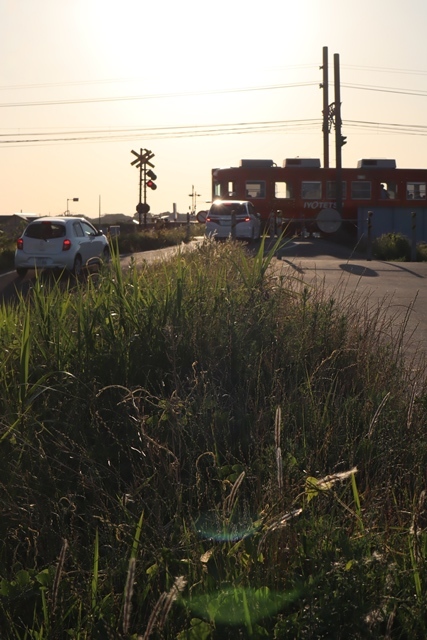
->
xmin=345 ymin=119 xmax=427 ymax=136
xmin=0 ymin=118 xmax=320 ymax=139
xmin=0 ymin=76 xmax=427 ymax=111
xmin=0 ymin=121 xmax=321 ymax=146
xmin=2 ymin=63 xmax=427 ymax=93
xmin=3 ymin=116 xmax=427 ymax=148
xmin=0 ymin=82 xmax=317 ymax=109
xmin=343 ymin=83 xmax=427 ymax=98
xmin=343 ymin=64 xmax=427 ymax=77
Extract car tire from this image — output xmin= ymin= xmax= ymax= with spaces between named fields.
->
xmin=72 ymin=255 xmax=83 ymax=277
xmin=16 ymin=267 xmax=28 ymax=277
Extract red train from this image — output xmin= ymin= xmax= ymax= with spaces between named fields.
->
xmin=211 ymin=158 xmax=427 ymax=235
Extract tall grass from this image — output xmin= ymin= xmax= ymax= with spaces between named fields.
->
xmin=0 ymin=238 xmax=426 ymax=637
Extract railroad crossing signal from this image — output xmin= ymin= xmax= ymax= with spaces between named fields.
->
xmin=130 ymin=148 xmax=155 ymax=169
xmin=131 ymin=148 xmax=156 ymax=226
xmin=146 ymin=169 xmax=157 ymax=190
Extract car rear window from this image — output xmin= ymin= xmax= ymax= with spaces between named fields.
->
xmin=25 ymin=222 xmax=66 ymax=240
xmin=210 ymin=204 xmax=247 ymax=216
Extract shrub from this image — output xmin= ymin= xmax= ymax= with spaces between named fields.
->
xmin=115 ymin=225 xmax=200 ymax=254
xmin=372 ymin=232 xmax=411 ymax=261
xmin=417 ymin=241 xmax=427 ymax=261
xmin=0 ymin=249 xmax=14 ymax=272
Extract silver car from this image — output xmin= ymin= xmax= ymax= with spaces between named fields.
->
xmin=15 ymin=217 xmax=110 ymax=277
xmin=205 ymin=200 xmax=261 ymax=240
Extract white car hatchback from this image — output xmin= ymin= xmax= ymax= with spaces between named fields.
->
xmin=205 ymin=200 xmax=261 ymax=240
xmin=15 ymin=217 xmax=110 ymax=277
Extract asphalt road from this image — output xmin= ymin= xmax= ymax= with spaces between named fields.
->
xmin=272 ymin=237 xmax=427 ymax=368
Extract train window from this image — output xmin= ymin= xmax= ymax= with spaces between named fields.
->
xmin=245 ymin=181 xmax=266 ymax=198
xmin=351 ymin=181 xmax=371 ymax=199
xmin=406 ymin=182 xmax=426 ymax=200
xmin=301 ymin=181 xmax=321 ymax=199
xmin=326 ymin=181 xmax=347 ymax=199
xmin=213 ymin=181 xmax=236 ymax=198
xmin=275 ymin=181 xmax=293 ymax=199
xmin=228 ymin=181 xmax=236 ymax=196
xmin=380 ymin=181 xmax=397 ymax=199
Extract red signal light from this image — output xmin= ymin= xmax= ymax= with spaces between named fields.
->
xmin=146 ymin=179 xmax=157 ymax=190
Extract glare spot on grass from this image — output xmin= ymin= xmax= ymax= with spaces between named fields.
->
xmin=182 ymin=586 xmax=300 ymax=626
xmin=195 ymin=512 xmax=260 ymax=542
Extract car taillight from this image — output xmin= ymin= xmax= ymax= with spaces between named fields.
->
xmin=62 ymin=239 xmax=72 ymax=251
xmin=206 ymin=216 xmax=211 ymax=222
xmin=16 ymin=238 xmax=24 ymax=250
xmin=244 ymin=217 xmax=250 ymax=222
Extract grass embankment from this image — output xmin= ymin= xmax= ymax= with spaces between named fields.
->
xmin=0 ymin=239 xmax=426 ymax=638
xmin=0 ymin=224 xmax=201 ymax=273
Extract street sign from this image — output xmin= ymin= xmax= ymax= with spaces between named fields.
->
xmin=197 ymin=210 xmax=208 ymax=223
xmin=316 ymin=208 xmax=342 ymax=233
xmin=136 ymin=202 xmax=150 ymax=215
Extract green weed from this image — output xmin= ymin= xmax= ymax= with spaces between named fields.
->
xmin=0 ymin=239 xmax=426 ymax=637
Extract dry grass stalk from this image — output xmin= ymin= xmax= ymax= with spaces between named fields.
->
xmin=139 ymin=576 xmax=187 ymax=640
xmin=200 ymin=548 xmax=214 ymax=564
xmin=406 ymin=384 xmax=417 ymax=430
xmin=275 ymin=407 xmax=283 ymax=493
xmin=140 ymin=592 xmax=167 ymax=640
xmin=258 ymin=508 xmax=303 ymax=553
xmin=223 ymin=471 xmax=245 ymax=516
xmin=274 ymin=406 xmax=281 ymax=450
xmin=276 ymin=447 xmax=283 ymax=493
xmin=51 ymin=538 xmax=68 ymax=616
xmin=315 ymin=467 xmax=358 ymax=491
xmin=123 ymin=556 xmax=136 ymax=635
xmin=367 ymin=393 xmax=391 ymax=439
xmin=268 ymin=507 xmax=304 ymax=532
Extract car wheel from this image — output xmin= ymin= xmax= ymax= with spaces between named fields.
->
xmin=16 ymin=267 xmax=28 ymax=277
xmin=72 ymin=255 xmax=83 ymax=277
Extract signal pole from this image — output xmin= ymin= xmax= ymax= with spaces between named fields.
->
xmin=188 ymin=185 xmax=201 ymax=215
xmin=131 ymin=148 xmax=156 ymax=226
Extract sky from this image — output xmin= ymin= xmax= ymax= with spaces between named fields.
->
xmin=1 ymin=0 xmax=427 ymax=219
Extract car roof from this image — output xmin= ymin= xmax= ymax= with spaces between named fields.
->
xmin=211 ymin=200 xmax=249 ymax=206
xmin=27 ymin=217 xmax=89 ymax=224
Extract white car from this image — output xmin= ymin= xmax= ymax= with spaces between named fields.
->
xmin=15 ymin=217 xmax=110 ymax=277
xmin=205 ymin=200 xmax=261 ymax=240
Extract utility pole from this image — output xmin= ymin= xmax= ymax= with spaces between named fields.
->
xmin=321 ymin=49 xmax=346 ymax=214
xmin=334 ymin=53 xmax=343 ymax=215
xmin=334 ymin=53 xmax=343 ymax=173
xmin=321 ymin=46 xmax=329 ymax=169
